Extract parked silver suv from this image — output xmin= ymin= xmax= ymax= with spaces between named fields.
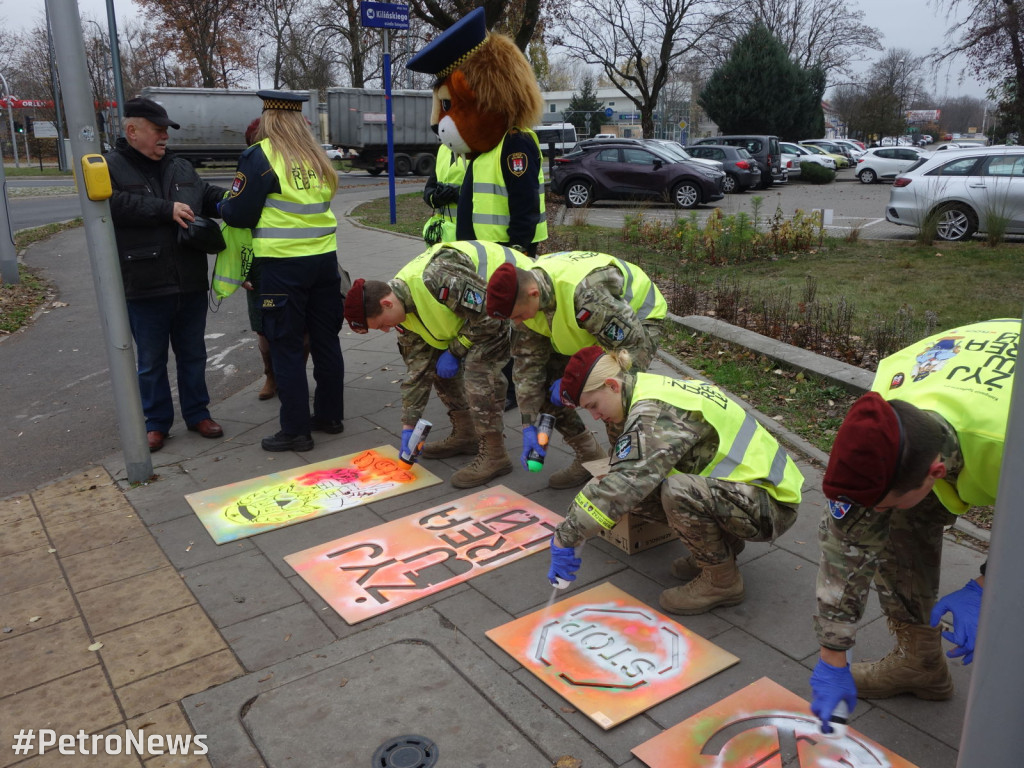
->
xmin=886 ymin=146 xmax=1024 ymax=241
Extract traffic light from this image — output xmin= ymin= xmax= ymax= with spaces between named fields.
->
xmin=13 ymin=120 xmax=22 ymax=134
xmin=24 ymin=115 xmax=32 ymax=134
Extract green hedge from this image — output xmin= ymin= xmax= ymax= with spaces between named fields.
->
xmin=800 ymin=162 xmax=836 ymax=184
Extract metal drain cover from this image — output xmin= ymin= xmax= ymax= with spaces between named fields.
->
xmin=371 ymin=735 xmax=438 ymax=768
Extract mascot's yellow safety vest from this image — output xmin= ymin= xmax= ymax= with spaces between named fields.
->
xmin=423 ymin=145 xmax=467 ymax=245
xmin=252 ymin=138 xmax=337 ymax=258
xmin=396 ymin=241 xmax=529 ymax=350
xmin=470 ymin=128 xmax=547 ymax=244
xmin=872 ymin=318 xmax=1018 ymax=514
xmin=524 ymin=252 xmax=668 ymax=354
xmin=631 ymin=373 xmax=804 ymax=505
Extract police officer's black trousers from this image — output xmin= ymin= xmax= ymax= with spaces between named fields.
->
xmin=257 ymin=252 xmax=345 ymax=436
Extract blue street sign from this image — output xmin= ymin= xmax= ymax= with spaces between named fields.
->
xmin=604 ymin=107 xmax=614 ymax=118
xmin=360 ymin=1 xmax=410 ymax=29
xmin=619 ymin=113 xmax=639 ymax=121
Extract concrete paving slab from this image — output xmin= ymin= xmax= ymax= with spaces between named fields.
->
xmin=77 ymin=566 xmax=197 ymax=636
xmin=0 ymin=546 xmax=61 ymax=596
xmin=31 ymin=480 xmax=125 ymax=529
xmin=0 ymin=515 xmax=46 ymax=556
xmin=122 ymin=470 xmax=207 ymax=526
xmin=44 ymin=506 xmax=149 ymax=558
xmin=116 ymin=648 xmax=243 ymax=719
xmin=0 ymin=579 xmax=75 ymax=639
xmin=148 ymin=514 xmax=255 ymax=571
xmin=0 ymin=493 xmax=34 ymax=524
xmin=0 ymin=617 xmax=98 ymax=698
xmin=181 ymin=550 xmax=302 ymax=628
xmin=173 ymin=442 xmax=309 ymax=492
xmin=220 ymin=602 xmax=335 ymax=672
xmin=12 ymin=737 xmax=143 ymax=768
xmin=61 ymin=534 xmax=171 ymax=593
xmin=855 ymin=707 xmax=958 ymax=768
xmin=432 ymin=588 xmax=519 ymax=672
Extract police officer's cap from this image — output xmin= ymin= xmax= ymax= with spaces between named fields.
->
xmin=406 ymin=7 xmax=488 ymax=78
xmin=257 ymin=90 xmax=308 ymax=112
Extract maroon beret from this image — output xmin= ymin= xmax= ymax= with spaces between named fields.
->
xmin=823 ymin=392 xmax=903 ymax=508
xmin=486 ymin=263 xmax=519 ymax=319
xmin=343 ymin=278 xmax=369 ymax=333
xmin=559 ymin=346 xmax=606 ymax=407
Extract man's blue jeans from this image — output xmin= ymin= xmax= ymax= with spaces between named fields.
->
xmin=126 ymin=292 xmax=212 ymax=433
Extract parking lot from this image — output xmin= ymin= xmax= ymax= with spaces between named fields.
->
xmin=550 ymin=169 xmax=916 ymax=240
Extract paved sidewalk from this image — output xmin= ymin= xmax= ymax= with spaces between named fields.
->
xmin=1 ymin=211 xmax=985 ymax=767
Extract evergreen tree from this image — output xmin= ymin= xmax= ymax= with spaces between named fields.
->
xmin=699 ymin=23 xmax=824 ymax=141
xmin=565 ymin=76 xmax=604 ymax=136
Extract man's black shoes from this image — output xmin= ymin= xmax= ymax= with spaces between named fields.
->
xmin=311 ymin=417 xmax=345 ymax=434
xmin=262 ymin=431 xmax=314 ymax=452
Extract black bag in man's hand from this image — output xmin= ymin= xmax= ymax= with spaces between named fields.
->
xmin=178 ymin=216 xmax=227 ymax=254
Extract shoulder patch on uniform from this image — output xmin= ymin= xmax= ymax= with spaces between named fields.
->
xmin=230 ymin=173 xmax=246 ymax=196
xmin=890 ymin=372 xmax=906 ymax=389
xmin=507 ymin=152 xmax=529 ymax=177
xmin=610 ymin=430 xmax=641 ymax=465
xmin=576 ymin=307 xmax=592 ymax=323
xmin=395 ymin=325 xmax=407 ymax=335
xmin=460 ymin=285 xmax=484 ymax=310
xmin=828 ymin=499 xmax=852 ymax=519
xmin=436 ymin=286 xmax=450 ymax=302
xmin=601 ymin=319 xmax=626 ymax=343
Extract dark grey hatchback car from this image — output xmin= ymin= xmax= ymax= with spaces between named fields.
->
xmin=684 ymin=144 xmax=762 ymax=193
xmin=550 ymin=142 xmax=725 ymax=209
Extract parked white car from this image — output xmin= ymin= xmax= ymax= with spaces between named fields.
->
xmin=780 ymin=146 xmax=801 ymax=178
xmin=886 ymin=146 xmax=1024 ymax=240
xmin=855 ymin=146 xmax=931 ymax=184
xmin=780 ymin=141 xmax=836 ymax=170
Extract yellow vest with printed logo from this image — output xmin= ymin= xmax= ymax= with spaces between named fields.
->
xmin=872 ymin=318 xmax=1017 ymax=514
xmin=396 ymin=241 xmax=529 ymax=350
xmin=524 ymin=252 xmax=668 ymax=355
xmin=471 ymin=129 xmax=547 ymax=244
xmin=252 ymin=138 xmax=337 ymax=258
xmin=631 ymin=373 xmax=804 ymax=505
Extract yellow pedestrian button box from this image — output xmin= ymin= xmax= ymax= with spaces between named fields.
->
xmin=79 ymin=154 xmax=112 ymax=201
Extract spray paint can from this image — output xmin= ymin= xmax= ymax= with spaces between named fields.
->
xmin=527 ymin=413 xmax=556 ymax=472
xmin=821 ymin=699 xmax=849 ymax=737
xmin=549 ymin=545 xmax=583 ymax=590
xmin=399 ymin=418 xmax=432 ymax=468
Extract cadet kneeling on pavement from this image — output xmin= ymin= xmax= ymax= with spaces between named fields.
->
xmin=546 ymin=346 xmax=804 ymax=614
xmin=485 ymin=251 xmax=667 ymax=489
xmin=343 ymin=241 xmax=532 ymax=488
xmin=810 ymin=318 xmax=1016 ymax=733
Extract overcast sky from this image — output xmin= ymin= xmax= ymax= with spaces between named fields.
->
xmin=11 ymin=0 xmax=991 ymax=100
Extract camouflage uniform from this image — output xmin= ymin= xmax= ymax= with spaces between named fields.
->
xmin=554 ymin=373 xmax=800 ymax=560
xmin=393 ymin=248 xmax=510 ymax=434
xmin=514 ymin=264 xmax=662 ymax=439
xmin=814 ymin=415 xmax=961 ymax=651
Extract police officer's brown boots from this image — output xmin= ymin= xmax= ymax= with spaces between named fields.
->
xmin=450 ymin=432 xmax=513 ymax=488
xmin=671 ymin=537 xmax=746 ymax=581
xmin=421 ymin=410 xmax=478 ymax=459
xmin=257 ymin=335 xmax=276 ymax=400
xmin=549 ymin=430 xmax=606 ymax=489
xmin=851 ymin=620 xmax=953 ymax=700
xmin=658 ymin=559 xmax=745 ymax=615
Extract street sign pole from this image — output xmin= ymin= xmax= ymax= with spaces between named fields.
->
xmin=384 ymin=29 xmax=395 ymax=224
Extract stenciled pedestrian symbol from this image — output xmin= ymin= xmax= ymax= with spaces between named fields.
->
xmin=487 ymin=582 xmax=738 ymax=729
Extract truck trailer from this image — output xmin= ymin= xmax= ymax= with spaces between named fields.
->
xmin=139 ymin=87 xmax=319 ymax=166
xmin=326 ymin=87 xmax=439 ymax=176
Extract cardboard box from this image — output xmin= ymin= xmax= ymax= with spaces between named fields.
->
xmin=597 ymin=513 xmax=676 ymax=554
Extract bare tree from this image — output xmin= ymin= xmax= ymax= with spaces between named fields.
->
xmin=407 ymin=0 xmax=544 ymax=52
xmin=552 ymin=0 xmax=730 ymax=138
xmin=120 ymin=19 xmax=198 ymax=92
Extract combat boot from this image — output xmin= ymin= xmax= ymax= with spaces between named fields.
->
xmin=421 ymin=410 xmax=477 ymax=459
xmin=671 ymin=536 xmax=746 ymax=581
xmin=257 ymin=335 xmax=276 ymax=400
xmin=549 ymin=430 xmax=606 ymax=490
xmin=451 ymin=432 xmax=513 ymax=488
xmin=659 ymin=560 xmax=745 ymax=615
xmin=851 ymin=620 xmax=953 ymax=700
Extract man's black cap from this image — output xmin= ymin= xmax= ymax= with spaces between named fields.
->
xmin=406 ymin=7 xmax=487 ymax=77
xmin=124 ymin=97 xmax=180 ymax=129
xmin=257 ymin=90 xmax=309 ymax=112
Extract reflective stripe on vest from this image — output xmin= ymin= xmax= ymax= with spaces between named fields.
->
xmin=252 ymin=138 xmax=337 ymax=258
xmin=395 ymin=241 xmax=528 ymax=349
xmin=631 ymin=373 xmax=803 ymax=505
xmin=470 ymin=129 xmax=547 ymax=243
xmin=871 ymin=318 xmax=1018 ymax=513
xmin=523 ymin=252 xmax=667 ymax=354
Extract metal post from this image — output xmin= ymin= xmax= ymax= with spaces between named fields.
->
xmin=105 ymin=0 xmax=126 ymax=136
xmin=46 ymin=7 xmax=68 ymax=171
xmin=45 ymin=0 xmax=152 ymax=483
xmin=956 ymin=309 xmax=1024 ymax=766
xmin=0 ymin=71 xmax=20 ymax=168
xmin=0 ymin=159 xmax=16 ymax=283
xmin=384 ymin=28 xmax=396 ymax=224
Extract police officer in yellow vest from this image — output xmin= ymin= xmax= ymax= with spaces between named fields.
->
xmin=546 ymin=346 xmax=803 ymax=616
xmin=219 ymin=91 xmax=345 ymax=452
xmin=422 ymin=145 xmax=467 ymax=246
xmin=485 ymin=251 xmax=668 ymax=489
xmin=343 ymin=241 xmax=533 ymax=488
xmin=809 ymin=318 xmax=1017 ymax=734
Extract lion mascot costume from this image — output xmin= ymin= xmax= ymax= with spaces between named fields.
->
xmin=407 ymin=7 xmax=547 ymax=256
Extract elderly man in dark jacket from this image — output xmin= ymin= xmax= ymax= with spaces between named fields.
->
xmin=105 ymin=97 xmax=227 ymax=452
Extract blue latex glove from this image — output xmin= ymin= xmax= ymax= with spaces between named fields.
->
xmin=521 ymin=425 xmax=545 ymax=470
xmin=436 ymin=350 xmax=461 ymax=379
xmin=549 ymin=378 xmax=564 ymax=406
xmin=809 ymin=658 xmax=857 ymax=734
xmin=400 ymin=428 xmax=415 ymax=461
xmin=930 ymin=579 xmax=982 ymax=664
xmin=548 ymin=537 xmax=582 ymax=586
